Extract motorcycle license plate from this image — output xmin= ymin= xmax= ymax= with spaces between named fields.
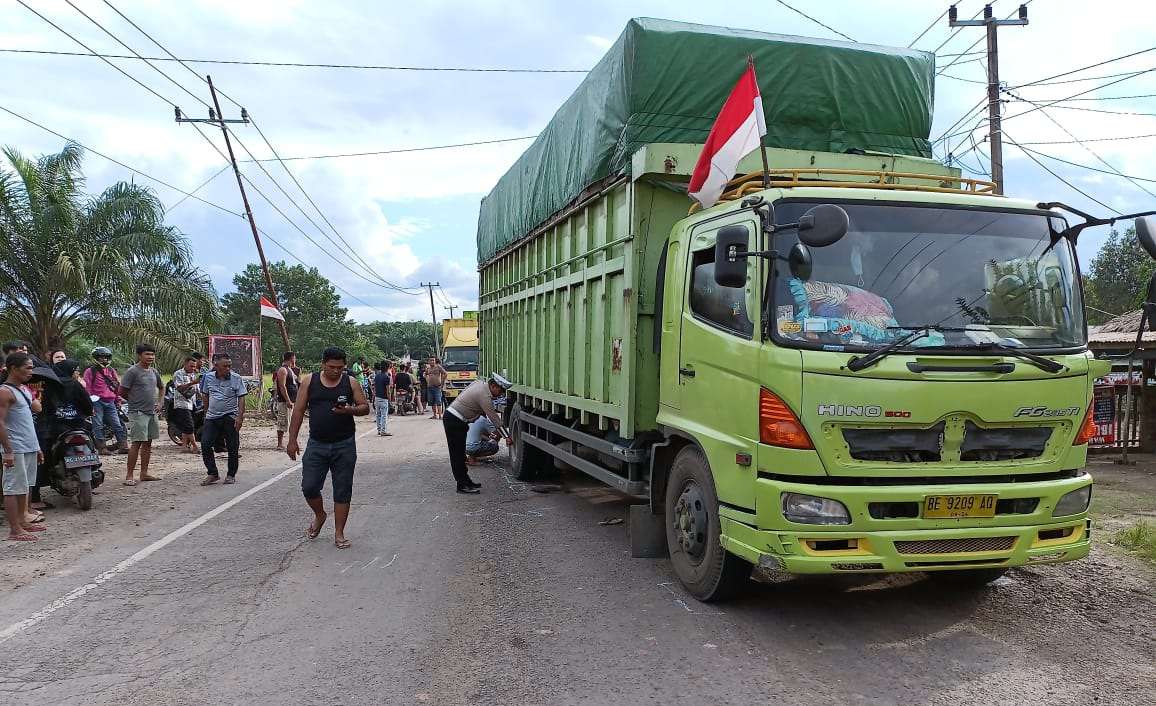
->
xmin=64 ymin=453 xmax=100 ymax=468
xmin=923 ymin=494 xmax=997 ymax=519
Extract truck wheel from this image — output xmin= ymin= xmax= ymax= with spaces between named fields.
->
xmin=925 ymin=568 xmax=1007 ymax=587
xmin=509 ymin=403 xmax=547 ymax=481
xmin=665 ymin=446 xmax=751 ymax=602
xmin=76 ymin=480 xmax=93 ymax=511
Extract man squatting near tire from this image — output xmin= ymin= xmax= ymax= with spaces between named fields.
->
xmin=285 ymin=347 xmax=369 ymax=549
xmin=443 ymin=373 xmax=512 ymax=494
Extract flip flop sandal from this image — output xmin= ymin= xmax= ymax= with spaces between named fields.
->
xmin=6 ymin=533 xmax=38 ymax=542
xmin=22 ymin=524 xmax=46 ymax=532
xmin=334 ymin=538 xmax=352 ymax=550
xmin=200 ymin=476 xmax=220 ymax=486
xmin=122 ymin=479 xmax=138 ymax=487
xmin=28 ymin=512 xmax=46 ymax=523
xmin=223 ymin=477 xmax=236 ymax=485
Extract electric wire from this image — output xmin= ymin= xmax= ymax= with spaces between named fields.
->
xmin=930 ymin=3 xmax=987 ymax=55
xmin=62 ymin=0 xmax=211 ymax=111
xmin=0 ymin=47 xmax=590 ymax=73
xmin=936 ymin=2 xmax=1031 ymax=77
xmin=1009 ymin=46 xmax=1156 ymax=89
xmin=772 ymin=0 xmax=855 ymax=41
xmin=243 ymin=135 xmax=538 ymax=162
xmin=165 ymin=165 xmax=229 ymax=212
xmin=1010 ymin=144 xmax=1156 ymax=185
xmin=16 ymin=0 xmax=181 ymax=108
xmin=1016 ymin=132 xmax=1156 ymax=146
xmin=1000 ymin=66 xmax=1156 ymax=123
xmin=907 ymin=6 xmax=950 ymax=48
xmin=248 ymin=115 xmax=421 ymax=294
xmin=1002 ymin=129 xmax=1122 ymax=214
xmin=1002 ymin=90 xmax=1156 ymax=199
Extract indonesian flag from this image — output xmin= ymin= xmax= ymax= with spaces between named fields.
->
xmin=259 ymin=296 xmax=285 ymax=321
xmin=688 ymin=61 xmax=768 ymax=209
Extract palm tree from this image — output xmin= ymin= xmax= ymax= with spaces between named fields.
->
xmin=0 ymin=142 xmax=221 ymax=360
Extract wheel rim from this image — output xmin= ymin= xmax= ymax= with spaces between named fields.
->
xmin=672 ymin=480 xmax=709 ymax=562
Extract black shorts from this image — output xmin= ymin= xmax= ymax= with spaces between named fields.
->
xmin=170 ymin=408 xmax=195 ymax=435
xmin=301 ymin=436 xmax=357 ymax=504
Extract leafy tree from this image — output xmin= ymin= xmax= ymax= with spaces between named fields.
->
xmin=221 ymin=262 xmax=383 ymax=372
xmin=358 ymin=320 xmax=439 ymax=360
xmin=1084 ymin=227 xmax=1153 ymax=325
xmin=0 ymin=143 xmax=221 ymax=360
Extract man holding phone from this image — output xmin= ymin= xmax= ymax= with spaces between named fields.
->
xmin=286 ymin=347 xmax=369 ymax=549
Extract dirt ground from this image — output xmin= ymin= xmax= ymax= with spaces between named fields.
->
xmin=0 ymin=416 xmax=298 ymax=592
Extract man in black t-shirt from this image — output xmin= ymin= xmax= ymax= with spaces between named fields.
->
xmin=286 ymin=347 xmax=369 ymax=550
xmin=394 ymin=364 xmax=414 ymax=412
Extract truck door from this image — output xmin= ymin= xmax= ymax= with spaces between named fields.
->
xmin=676 ymin=216 xmax=762 ymax=474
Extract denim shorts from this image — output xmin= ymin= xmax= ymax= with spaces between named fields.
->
xmin=427 ymin=386 xmax=444 ymax=406
xmin=301 ymin=436 xmax=357 ymax=504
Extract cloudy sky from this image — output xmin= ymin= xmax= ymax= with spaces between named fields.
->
xmin=2 ymin=0 xmax=1154 ymax=322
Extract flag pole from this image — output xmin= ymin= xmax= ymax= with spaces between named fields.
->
xmin=749 ymin=55 xmax=771 ymax=190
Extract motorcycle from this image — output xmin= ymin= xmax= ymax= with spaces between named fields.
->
xmin=45 ymin=427 xmax=104 ymax=510
xmin=395 ymin=388 xmax=417 ymax=416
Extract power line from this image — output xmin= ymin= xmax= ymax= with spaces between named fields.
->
xmin=1011 ymin=144 xmax=1156 ymax=185
xmin=1003 ymin=130 xmax=1122 ymax=215
xmin=1009 ymin=46 xmax=1156 ymax=89
xmin=930 ymin=3 xmax=987 ymax=54
xmin=0 ymin=46 xmax=590 ymax=73
xmin=1016 ymin=132 xmax=1156 ymax=146
xmin=772 ymin=0 xmax=855 ymax=41
xmin=0 ymin=102 xmax=398 ymax=318
xmin=1003 ymin=89 xmax=1156 ymax=200
xmin=1000 ymin=66 xmax=1156 ymax=123
xmin=243 ymin=135 xmax=538 ymax=162
xmin=62 ymin=0 xmax=211 ymax=110
xmin=16 ymin=0 xmax=180 ymax=107
xmin=166 ymin=165 xmax=229 ymax=212
xmin=1011 ymin=68 xmax=1155 ymax=87
xmin=908 ymin=6 xmax=950 ymax=48
xmin=936 ymin=2 xmax=1030 ymax=78
xmin=1012 ymin=102 xmax=1156 ymax=118
xmin=0 ymin=102 xmax=241 ymax=218
xmin=1019 ymin=92 xmax=1156 ymax=102
xmin=248 ymin=115 xmax=421 ymax=294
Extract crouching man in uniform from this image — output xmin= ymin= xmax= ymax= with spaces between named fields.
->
xmin=443 ymin=373 xmax=511 ymax=494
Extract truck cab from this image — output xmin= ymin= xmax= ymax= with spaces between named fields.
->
xmin=655 ymin=172 xmax=1101 ymax=598
xmin=441 ymin=318 xmax=480 ymax=401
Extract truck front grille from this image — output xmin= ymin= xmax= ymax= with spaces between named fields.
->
xmin=893 ymin=536 xmax=1016 ymax=555
xmin=842 ymin=423 xmax=945 ymax=462
xmin=960 ymin=422 xmax=1052 ymax=461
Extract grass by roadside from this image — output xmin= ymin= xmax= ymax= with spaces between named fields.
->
xmin=1112 ymin=521 xmax=1156 ymax=564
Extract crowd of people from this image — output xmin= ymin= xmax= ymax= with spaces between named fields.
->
xmin=1 ymin=339 xmax=512 ymax=544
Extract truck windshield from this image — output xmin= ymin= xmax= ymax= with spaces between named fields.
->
xmin=443 ymin=347 xmax=480 ymax=369
xmin=769 ymin=201 xmax=1085 ymax=351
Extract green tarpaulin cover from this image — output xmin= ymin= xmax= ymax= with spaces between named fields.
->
xmin=477 ymin=18 xmax=935 ymax=262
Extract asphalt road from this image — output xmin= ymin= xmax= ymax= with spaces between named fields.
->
xmin=1 ymin=414 xmax=1153 ymax=705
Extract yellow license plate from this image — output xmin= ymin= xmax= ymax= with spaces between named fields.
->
xmin=922 ymin=494 xmax=998 ymax=519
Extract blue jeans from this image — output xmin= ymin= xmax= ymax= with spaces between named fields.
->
xmin=92 ymin=399 xmax=126 ymax=445
xmin=374 ymin=398 xmax=390 ymax=433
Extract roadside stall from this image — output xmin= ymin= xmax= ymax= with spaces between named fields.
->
xmin=1088 ymin=310 xmax=1156 ymax=452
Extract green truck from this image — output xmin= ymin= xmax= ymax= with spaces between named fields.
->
xmin=477 ymin=19 xmax=1149 ymax=600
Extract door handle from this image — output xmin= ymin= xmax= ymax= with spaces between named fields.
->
xmin=678 ymin=367 xmax=696 ymax=378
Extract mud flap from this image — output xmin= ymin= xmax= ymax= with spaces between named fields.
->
xmin=628 ymin=504 xmax=667 ymax=558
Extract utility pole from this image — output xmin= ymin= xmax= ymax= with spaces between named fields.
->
xmin=949 ymin=3 xmax=1028 ymax=195
xmin=444 ymin=304 xmax=459 ymax=319
xmin=176 ymin=75 xmax=291 ymax=351
xmin=421 ymin=282 xmax=441 ymax=358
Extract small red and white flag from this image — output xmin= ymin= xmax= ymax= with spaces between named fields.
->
xmin=259 ymin=296 xmax=285 ymax=321
xmin=688 ymin=61 xmax=768 ymax=209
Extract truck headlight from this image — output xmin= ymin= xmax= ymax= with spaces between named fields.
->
xmin=1053 ymin=485 xmax=1091 ymax=517
xmin=781 ymin=493 xmax=851 ymax=525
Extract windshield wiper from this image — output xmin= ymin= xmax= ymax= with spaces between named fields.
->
xmin=846 ymin=325 xmax=984 ymax=372
xmin=952 ymin=342 xmax=1066 ymax=374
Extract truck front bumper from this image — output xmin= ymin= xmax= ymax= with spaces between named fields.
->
xmin=721 ymin=517 xmax=1089 ymax=574
xmin=719 ymin=473 xmax=1092 ymax=574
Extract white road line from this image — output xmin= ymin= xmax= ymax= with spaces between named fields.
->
xmin=0 ymin=428 xmax=377 ymax=644
xmin=382 ymin=553 xmax=399 ymax=569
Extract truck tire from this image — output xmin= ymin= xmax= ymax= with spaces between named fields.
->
xmin=76 ymin=480 xmax=93 ymax=511
xmin=509 ymin=403 xmax=547 ymax=481
xmin=665 ymin=446 xmax=751 ymax=602
xmin=925 ymin=568 xmax=1007 ymax=587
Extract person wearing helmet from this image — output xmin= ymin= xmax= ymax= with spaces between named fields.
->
xmin=442 ymin=373 xmax=512 ymax=494
xmin=83 ymin=347 xmax=128 ymax=455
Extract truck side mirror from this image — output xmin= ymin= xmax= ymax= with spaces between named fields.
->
xmin=714 ymin=224 xmax=750 ymax=288
xmin=1137 ymin=216 xmax=1156 ymax=260
xmin=798 ymin=204 xmax=849 ymax=248
xmin=788 ymin=243 xmax=812 ymax=280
